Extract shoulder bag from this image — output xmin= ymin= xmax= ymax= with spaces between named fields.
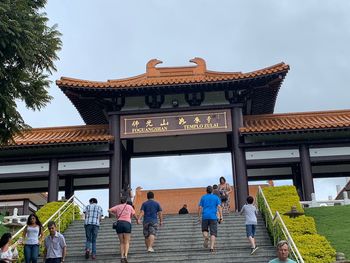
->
xmin=112 ymin=204 xmax=127 ymax=229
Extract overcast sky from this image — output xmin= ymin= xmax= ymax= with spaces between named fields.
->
xmin=17 ymin=0 xmax=350 ymax=213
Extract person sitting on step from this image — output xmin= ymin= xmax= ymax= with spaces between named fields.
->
xmin=178 ymin=204 xmax=189 ymax=214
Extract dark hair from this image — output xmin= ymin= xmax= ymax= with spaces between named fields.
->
xmin=120 ymin=196 xmax=127 ymax=204
xmin=0 ymin=233 xmax=11 ymax=248
xmin=247 ymin=196 xmax=254 ymax=204
xmin=219 ymin=176 xmax=226 ymax=183
xmin=213 ymin=184 xmax=218 ymax=189
xmin=47 ymin=221 xmax=56 ymax=228
xmin=89 ymin=198 xmax=98 ymax=204
xmin=147 ymin=191 xmax=154 ymax=199
xmin=206 ymin=185 xmax=213 ymax=194
xmin=26 ymin=213 xmax=42 ymax=228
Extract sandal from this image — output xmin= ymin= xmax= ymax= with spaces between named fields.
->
xmin=203 ymin=237 xmax=209 ymax=248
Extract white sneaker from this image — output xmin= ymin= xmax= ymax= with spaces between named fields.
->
xmin=147 ymin=247 xmax=155 ymax=253
xmin=250 ymin=246 xmax=259 ymax=255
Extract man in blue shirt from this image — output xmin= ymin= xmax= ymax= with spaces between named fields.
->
xmin=198 ymin=185 xmax=222 ymax=252
xmin=138 ymin=191 xmax=163 ymax=253
xmin=83 ymin=198 xmax=103 ymax=259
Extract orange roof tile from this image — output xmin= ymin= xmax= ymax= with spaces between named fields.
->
xmin=56 ymin=58 xmax=289 ymax=89
xmin=5 ymin=109 xmax=350 ymax=148
xmin=241 ymin=109 xmax=350 ymax=134
xmin=133 ymin=185 xmax=269 ymax=214
xmin=5 ymin=125 xmax=112 ymax=147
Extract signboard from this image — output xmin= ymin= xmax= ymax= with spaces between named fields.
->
xmin=120 ymin=109 xmax=232 ymax=138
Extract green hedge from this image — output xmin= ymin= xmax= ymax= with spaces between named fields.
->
xmin=260 ymin=186 xmax=336 ymax=263
xmin=36 ymin=201 xmax=81 ymax=233
xmin=294 ymin=235 xmax=336 ymax=263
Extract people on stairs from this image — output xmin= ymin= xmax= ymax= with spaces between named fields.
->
xmin=83 ymin=197 xmax=103 ymax=260
xmin=137 ymin=191 xmax=163 ymax=253
xmin=109 ymin=196 xmax=139 ymax=263
xmin=23 ymin=213 xmax=44 ymax=263
xmin=43 ymin=221 xmax=66 ymax=263
xmin=239 ymin=196 xmax=259 ymax=255
xmin=198 ymin=185 xmax=223 ymax=253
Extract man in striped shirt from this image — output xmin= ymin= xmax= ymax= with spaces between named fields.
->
xmin=83 ymin=198 xmax=103 ymax=260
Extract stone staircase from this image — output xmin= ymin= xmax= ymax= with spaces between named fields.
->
xmin=62 ymin=213 xmax=276 ymax=262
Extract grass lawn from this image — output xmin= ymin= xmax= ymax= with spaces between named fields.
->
xmin=305 ymin=205 xmax=350 ymax=259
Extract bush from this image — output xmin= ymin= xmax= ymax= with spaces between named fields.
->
xmin=263 ymin=185 xmax=303 ymax=214
xmin=282 ymin=215 xmax=317 ymax=236
xmin=36 ymin=201 xmax=80 ymax=233
xmin=260 ymin=186 xmax=336 ymax=263
xmin=294 ymin=235 xmax=336 ymax=263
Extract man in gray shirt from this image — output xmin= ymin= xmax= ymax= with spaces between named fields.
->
xmin=239 ymin=196 xmax=259 ymax=255
xmin=43 ymin=221 xmax=66 ymax=263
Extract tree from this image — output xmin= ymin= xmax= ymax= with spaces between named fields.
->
xmin=0 ymin=0 xmax=62 ymax=144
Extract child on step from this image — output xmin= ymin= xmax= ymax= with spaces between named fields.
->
xmin=239 ymin=196 xmax=259 ymax=255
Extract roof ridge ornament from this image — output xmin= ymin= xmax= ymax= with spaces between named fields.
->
xmin=189 ymin=57 xmax=206 ymax=75
xmin=146 ymin=57 xmax=207 ymax=78
xmin=146 ymin=59 xmax=163 ymax=77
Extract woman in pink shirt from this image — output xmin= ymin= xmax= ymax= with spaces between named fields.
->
xmin=108 ymin=196 xmax=139 ymax=263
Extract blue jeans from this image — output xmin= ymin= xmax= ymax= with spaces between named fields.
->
xmin=24 ymin=244 xmax=39 ymax=263
xmin=85 ymin=224 xmax=99 ymax=255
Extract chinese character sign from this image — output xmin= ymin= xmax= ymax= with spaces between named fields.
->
xmin=120 ymin=110 xmax=232 ymax=138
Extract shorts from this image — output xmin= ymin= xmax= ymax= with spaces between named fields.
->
xmin=143 ymin=222 xmax=158 ymax=238
xmin=246 ymin=224 xmax=256 ymax=238
xmin=115 ymin=220 xmax=132 ymax=234
xmin=201 ymin=219 xmax=218 ymax=237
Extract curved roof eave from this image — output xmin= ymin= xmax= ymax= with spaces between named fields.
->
xmin=56 ymin=59 xmax=289 ymax=91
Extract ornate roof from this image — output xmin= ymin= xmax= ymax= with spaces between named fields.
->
xmin=56 ymin=58 xmax=289 ymax=89
xmin=6 ymin=125 xmax=112 ymax=147
xmin=241 ymin=109 xmax=350 ymax=134
xmin=56 ymin=58 xmax=290 ymax=124
xmin=3 ymin=109 xmax=350 ymax=149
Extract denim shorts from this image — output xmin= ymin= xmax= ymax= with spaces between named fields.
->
xmin=246 ymin=224 xmax=256 ymax=237
xmin=143 ymin=222 xmax=158 ymax=238
xmin=115 ymin=220 xmax=132 ymax=234
xmin=201 ymin=219 xmax=218 ymax=237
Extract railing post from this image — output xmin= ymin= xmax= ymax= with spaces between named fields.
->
xmin=311 ymin=193 xmax=318 ymax=207
xmin=58 ymin=210 xmax=61 ymax=232
xmin=73 ymin=196 xmax=75 ymax=221
xmin=344 ymin=192 xmax=350 ymax=205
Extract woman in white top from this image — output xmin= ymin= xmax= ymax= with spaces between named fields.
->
xmin=22 ymin=214 xmax=43 ymax=263
xmin=0 ymin=233 xmax=18 ymax=262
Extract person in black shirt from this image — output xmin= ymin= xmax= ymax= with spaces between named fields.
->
xmin=178 ymin=204 xmax=189 ymax=214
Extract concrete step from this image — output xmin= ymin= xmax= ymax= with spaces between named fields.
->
xmin=60 ymin=213 xmax=276 ymax=262
xmin=62 ymin=247 xmax=275 ymax=263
